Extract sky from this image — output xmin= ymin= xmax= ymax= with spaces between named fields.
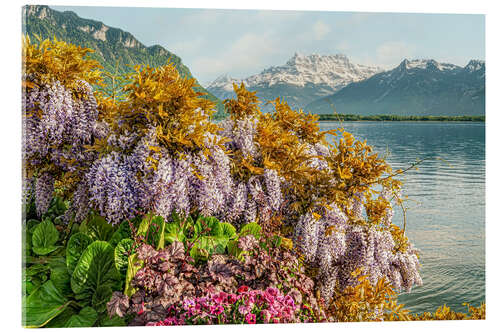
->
xmin=52 ymin=5 xmax=485 ymax=86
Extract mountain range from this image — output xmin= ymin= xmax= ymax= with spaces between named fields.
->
xmin=22 ymin=5 xmax=225 ymax=117
xmin=306 ymin=58 xmax=485 ymax=116
xmin=207 ymin=53 xmax=383 ymax=112
xmin=207 ymin=55 xmax=485 ymax=116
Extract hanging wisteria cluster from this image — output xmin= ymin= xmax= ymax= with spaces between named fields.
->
xmin=294 ymin=203 xmax=422 ymax=304
xmin=83 ymin=121 xmax=285 ymax=227
xmin=23 ymin=77 xmax=106 ymax=217
xmin=85 ymin=128 xmax=237 ymax=225
xmin=219 ymin=116 xmax=284 ymax=226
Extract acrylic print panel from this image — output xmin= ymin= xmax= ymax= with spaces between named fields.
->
xmin=21 ymin=3 xmax=485 ymax=327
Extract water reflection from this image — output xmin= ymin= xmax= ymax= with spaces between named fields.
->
xmin=320 ymin=121 xmax=485 ymax=313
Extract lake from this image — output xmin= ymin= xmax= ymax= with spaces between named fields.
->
xmin=319 ymin=121 xmax=485 ymax=314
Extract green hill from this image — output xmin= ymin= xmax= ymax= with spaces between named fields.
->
xmin=22 ymin=5 xmax=226 ymax=118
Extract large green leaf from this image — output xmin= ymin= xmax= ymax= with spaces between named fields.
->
xmin=137 ymin=214 xmax=153 ymax=236
xmin=114 ymin=238 xmax=134 ymax=277
xmin=66 ymin=232 xmax=93 ymax=275
xmin=80 ymin=215 xmax=114 ymax=241
xmin=71 ymin=241 xmax=122 ymax=303
xmin=239 ymin=222 xmax=262 ymax=239
xmin=64 ymin=307 xmax=98 ymax=327
xmin=32 ymin=219 xmax=60 ymax=255
xmin=227 ymin=239 xmax=240 ymax=258
xmin=99 ymin=313 xmax=126 ymax=327
xmin=190 ymin=235 xmax=228 ymax=261
xmin=189 ymin=240 xmax=211 ymax=262
xmin=188 ymin=217 xmax=235 ymax=261
xmin=193 ymin=215 xmax=219 ymax=237
xmin=25 ymin=263 xmax=50 ymax=277
xmin=44 ymin=307 xmax=76 ymax=328
xmin=157 ymin=215 xmax=167 ymax=249
xmin=213 ymin=222 xmax=237 ymax=239
xmin=92 ymin=285 xmax=113 ymax=313
xmin=23 ymin=280 xmax=71 ymax=328
xmin=48 ymin=257 xmax=71 ymax=295
xmin=124 ymin=253 xmax=142 ymax=297
xmin=164 ymin=222 xmax=186 ymax=244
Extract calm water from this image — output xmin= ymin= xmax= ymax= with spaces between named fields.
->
xmin=319 ymin=121 xmax=485 ymax=314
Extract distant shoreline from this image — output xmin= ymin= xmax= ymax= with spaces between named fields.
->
xmin=317 ymin=114 xmax=485 ymax=122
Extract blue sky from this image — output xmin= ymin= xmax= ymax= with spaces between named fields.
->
xmin=52 ymin=6 xmax=485 ymax=85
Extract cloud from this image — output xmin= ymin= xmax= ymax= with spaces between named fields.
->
xmin=190 ymin=32 xmax=281 ymax=85
xmin=345 ymin=41 xmax=417 ymax=69
xmin=349 ymin=13 xmax=374 ymax=24
xmin=255 ymin=10 xmax=303 ymax=22
xmin=168 ymin=37 xmax=206 ymax=57
xmin=336 ymin=41 xmax=351 ymax=51
xmin=375 ymin=41 xmax=416 ymax=65
xmin=179 ymin=9 xmax=224 ymax=25
xmin=312 ymin=20 xmax=331 ymax=40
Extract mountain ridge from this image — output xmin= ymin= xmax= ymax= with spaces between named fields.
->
xmin=23 ymin=5 xmax=225 ymax=116
xmin=207 ymin=53 xmax=383 ymax=111
xmin=306 ymin=58 xmax=485 ymax=116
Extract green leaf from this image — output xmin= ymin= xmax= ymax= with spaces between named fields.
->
xmin=157 ymin=215 xmax=166 ymax=249
xmin=194 ymin=215 xmax=219 ymax=237
xmin=171 ymin=210 xmax=182 ymax=226
xmin=137 ymin=213 xmax=153 ymax=236
xmin=32 ymin=219 xmax=60 ymax=255
xmin=23 ymin=280 xmax=71 ymax=328
xmin=22 ymin=275 xmax=36 ymax=297
xmin=239 ymin=222 xmax=262 ymax=239
xmin=80 ymin=215 xmax=114 ymax=241
xmin=23 ymin=226 xmax=32 ymax=255
xmin=48 ymin=257 xmax=71 ymax=295
xmin=45 ymin=196 xmax=68 ymax=220
xmin=164 ymin=222 xmax=186 ymax=244
xmin=271 ymin=235 xmax=282 ymax=248
xmin=44 ymin=307 xmax=76 ymax=328
xmin=66 ymin=232 xmax=93 ymax=275
xmin=64 ymin=307 xmax=98 ymax=327
xmin=227 ymin=239 xmax=240 ymax=257
xmin=92 ymin=285 xmax=113 ymax=313
xmin=214 ymin=237 xmax=229 ymax=254
xmin=26 ymin=219 xmax=40 ymax=233
xmin=99 ymin=313 xmax=126 ymax=327
xmin=190 ymin=236 xmax=221 ymax=262
xmin=114 ymin=238 xmax=134 ymax=277
xmin=109 ymin=217 xmax=140 ymax=247
xmin=124 ymin=253 xmax=142 ymax=297
xmin=26 ymin=264 xmax=50 ymax=277
xmin=213 ymin=222 xmax=236 ymax=239
xmin=71 ymin=241 xmax=122 ymax=303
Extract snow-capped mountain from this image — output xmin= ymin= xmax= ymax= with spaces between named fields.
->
xmin=206 ymin=53 xmax=383 ymax=111
xmin=306 ymin=59 xmax=485 ymax=116
xmin=206 ymin=74 xmax=244 ymax=100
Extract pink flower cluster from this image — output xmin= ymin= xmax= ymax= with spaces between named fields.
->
xmin=148 ymin=286 xmax=301 ymax=325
